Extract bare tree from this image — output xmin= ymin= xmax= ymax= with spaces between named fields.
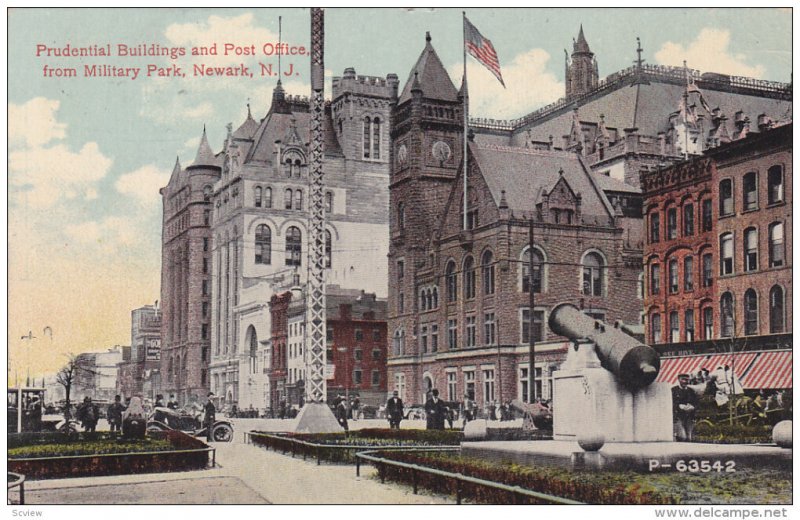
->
xmin=55 ymin=355 xmax=98 ymax=422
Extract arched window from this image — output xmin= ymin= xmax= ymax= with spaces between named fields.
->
xmin=432 ymin=287 xmax=439 ymax=308
xmin=769 ymin=222 xmax=784 ymax=267
xmin=420 ymin=290 xmax=427 ymax=311
xmin=744 ymin=227 xmax=758 ymax=272
xmin=650 ymin=313 xmax=662 ymax=344
xmin=363 ymin=116 xmax=372 ymax=159
xmin=426 ymin=289 xmax=433 ymax=310
xmin=325 ymin=192 xmax=333 ymax=214
xmin=255 ymin=224 xmax=271 ymax=264
xmin=720 ymin=233 xmax=734 ymax=275
xmin=522 ymin=248 xmax=544 ymax=293
xmin=720 ymin=292 xmax=735 ymax=337
xmin=397 ymin=202 xmax=405 ymax=231
xmin=582 ymin=252 xmax=604 ymax=296
xmin=264 ymin=187 xmax=272 ymax=208
xmin=284 ymin=157 xmax=293 ymax=177
xmin=392 ymin=328 xmax=405 ymax=356
xmin=683 ymin=203 xmax=694 ymax=236
xmin=744 ymin=289 xmax=758 ymax=336
xmin=372 ymin=117 xmax=381 ymax=159
xmin=254 ymin=186 xmax=262 ymax=207
xmin=719 ymin=179 xmax=734 ymax=216
xmin=446 ymin=260 xmax=457 ymax=302
xmin=669 ymin=311 xmax=680 ymax=343
xmin=463 ymin=256 xmax=476 ymax=300
xmin=247 ymin=325 xmax=258 ymax=374
xmin=769 ymin=285 xmax=785 ymax=333
xmin=285 ymin=226 xmax=302 ymax=266
xmin=294 ymin=190 xmax=303 ymax=211
xmin=668 ymin=259 xmax=679 ymax=294
xmin=684 ymin=256 xmax=694 ymax=292
xmin=768 ymin=165 xmax=784 ymax=204
xmin=482 ymin=250 xmax=495 ymax=295
xmin=325 ymin=230 xmax=332 ymax=268
xmin=284 ymin=188 xmax=293 ymax=209
xmin=743 ymin=172 xmax=758 ymax=211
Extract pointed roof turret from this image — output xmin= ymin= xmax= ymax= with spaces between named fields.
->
xmin=167 ymin=155 xmax=182 ymax=185
xmin=233 ymin=103 xmax=259 ymax=139
xmin=458 ymin=74 xmax=468 ymax=100
xmin=574 ymin=25 xmax=591 ymax=54
xmin=191 ymin=125 xmax=217 ymax=168
xmin=399 ymin=32 xmax=458 ymax=104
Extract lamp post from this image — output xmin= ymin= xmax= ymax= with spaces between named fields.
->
xmin=337 ymin=346 xmax=349 ymax=406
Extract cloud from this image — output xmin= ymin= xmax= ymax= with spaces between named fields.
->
xmin=8 ymin=97 xmax=67 ymax=148
xmin=115 ymin=164 xmax=170 ymax=205
xmin=655 ymin=28 xmax=765 ymax=78
xmin=451 ymin=48 xmax=564 ymax=119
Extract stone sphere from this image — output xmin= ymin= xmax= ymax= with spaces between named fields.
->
xmin=578 ymin=432 xmax=605 ymax=452
xmin=773 ymin=420 xmax=792 ymax=449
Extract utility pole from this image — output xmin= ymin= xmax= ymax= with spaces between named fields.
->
xmin=528 ymin=218 xmax=536 ymax=403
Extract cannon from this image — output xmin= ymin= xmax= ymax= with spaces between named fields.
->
xmin=548 ymin=303 xmax=660 ymax=390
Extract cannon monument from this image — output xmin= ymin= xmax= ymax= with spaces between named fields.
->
xmin=549 ymin=303 xmax=672 ymax=443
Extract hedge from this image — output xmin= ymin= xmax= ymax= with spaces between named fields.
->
xmin=693 ymin=422 xmax=773 ymax=444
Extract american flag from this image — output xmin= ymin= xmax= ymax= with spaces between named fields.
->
xmin=464 ymin=16 xmax=505 ymax=87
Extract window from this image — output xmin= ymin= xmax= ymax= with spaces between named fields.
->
xmin=284 ymin=189 xmax=293 ymax=209
xmin=398 ymin=293 xmax=404 ymax=313
xmin=354 ymin=348 xmax=363 ymax=361
xmin=294 ymin=190 xmax=303 ymax=211
xmin=397 ymin=260 xmax=404 ymax=282
xmin=255 ymin=224 xmax=271 ymax=264
xmin=582 ymin=252 xmax=604 ymax=296
xmin=483 ymin=369 xmax=495 ymax=405
xmin=668 ymin=260 xmax=679 ymax=294
xmin=373 ymin=329 xmax=381 ymax=342
xmin=768 ymin=222 xmax=784 ymax=267
xmin=203 ymin=238 xmax=209 ymax=252
xmin=482 ymin=250 xmax=495 ymax=295
xmin=650 ymin=313 xmax=662 ymax=344
xmin=353 ymin=369 xmax=362 ymax=386
xmin=326 ymin=326 xmax=334 ymax=342
xmin=667 ymin=207 xmax=677 ymax=239
xmin=430 ymin=325 xmax=439 ymax=353
xmin=743 ymin=172 xmax=758 ymax=211
xmin=484 ymin=313 xmax=496 ymax=345
xmin=637 ymin=273 xmax=644 ymax=299
xmin=683 ymin=204 xmax=694 ymax=236
xmin=743 ymin=227 xmax=758 ymax=271
xmin=355 ymin=328 xmax=363 ymax=341
xmin=466 ymin=316 xmax=476 ymax=347
xmin=264 ymin=187 xmax=272 ymax=208
xmin=202 ymin=280 xmax=209 ymax=296
xmin=397 ymin=202 xmax=405 ymax=231
xmin=721 ymin=292 xmax=734 ymax=338
xmin=446 ymin=261 xmax=457 ymax=302
xmin=702 ymin=253 xmax=713 ymax=287
xmin=650 ymin=213 xmax=660 ymax=243
xmin=202 ymin=323 xmax=209 ymax=340
xmin=447 ymin=372 xmax=457 ymax=402
xmin=464 ymin=371 xmax=476 ymax=401
xmin=285 ymin=226 xmax=302 ymax=266
xmin=769 ymin=285 xmax=785 ymax=333
xmin=719 ymin=179 xmax=734 ymax=216
xmin=392 ymin=328 xmax=405 ymax=356
xmin=371 ymin=348 xmax=382 ymax=361
xmin=325 ymin=192 xmax=333 ymax=214
xmin=768 ymin=165 xmax=784 ymax=204
xmin=202 ymin=301 xmax=209 ymax=318
xmin=703 ymin=307 xmax=714 ymax=339
xmin=684 ymin=256 xmax=694 ymax=292
xmin=519 ymin=367 xmax=530 ymax=403
xmin=702 ymin=199 xmax=713 ymax=232
xmin=254 ymin=186 xmax=262 ymax=207
xmin=463 ymin=256 xmax=476 ymax=299
xmin=522 ymin=248 xmax=544 ymax=293
xmin=447 ymin=319 xmax=458 ymax=349
xmin=249 ymin=326 xmax=258 ymax=373
xmin=650 ymin=263 xmax=660 ymax=295
xmin=203 ymin=185 xmax=212 ymax=201
xmin=720 ymin=233 xmax=734 ymax=275
xmin=203 ymin=257 xmax=208 ymax=273
xmin=521 ymin=308 xmax=545 ymax=343
xmin=204 ymin=209 xmax=211 ymax=225
xmin=420 ymin=325 xmax=428 ymax=353
xmin=669 ymin=311 xmax=680 ymax=343
xmin=363 ymin=116 xmax=381 ymax=159
xmin=371 ymin=370 xmax=380 ymax=386
xmin=685 ymin=310 xmax=695 ymax=342
xmin=744 ymin=289 xmax=758 ymax=336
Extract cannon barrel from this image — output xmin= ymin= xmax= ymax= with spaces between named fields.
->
xmin=549 ymin=303 xmax=660 ymax=390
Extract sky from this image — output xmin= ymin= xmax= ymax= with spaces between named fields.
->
xmin=6 ymin=7 xmax=793 ymax=380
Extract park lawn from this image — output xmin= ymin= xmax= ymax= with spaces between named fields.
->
xmin=8 ymin=438 xmax=175 ymax=459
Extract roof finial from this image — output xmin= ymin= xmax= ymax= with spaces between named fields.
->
xmin=425 ymin=31 xmax=431 ymax=43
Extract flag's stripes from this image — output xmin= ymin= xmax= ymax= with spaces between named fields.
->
xmin=464 ymin=16 xmax=504 ymax=87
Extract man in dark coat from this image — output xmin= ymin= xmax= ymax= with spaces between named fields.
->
xmin=386 ymin=391 xmax=404 ymax=429
xmin=77 ymin=396 xmax=99 ymax=432
xmin=167 ymin=394 xmax=179 ymax=410
xmin=335 ymin=396 xmax=349 ymax=432
xmin=204 ymin=392 xmax=216 ymax=442
xmin=672 ymin=373 xmax=699 ymax=441
xmin=424 ymin=389 xmax=447 ymax=430
xmin=107 ymin=395 xmax=126 ymax=433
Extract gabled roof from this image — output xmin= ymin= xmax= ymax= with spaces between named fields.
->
xmin=468 ymin=142 xmax=615 ymax=222
xmin=398 ymin=32 xmax=459 ymax=105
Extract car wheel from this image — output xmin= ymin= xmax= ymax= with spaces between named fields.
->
xmin=212 ymin=424 xmax=234 ymax=442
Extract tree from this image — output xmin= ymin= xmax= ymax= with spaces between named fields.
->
xmin=55 ymin=354 xmax=98 ymax=422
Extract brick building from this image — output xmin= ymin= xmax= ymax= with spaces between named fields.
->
xmin=643 ymin=123 xmax=792 ymax=389
xmin=117 ymin=304 xmax=162 ymax=400
xmin=268 ymin=291 xmax=291 ymax=411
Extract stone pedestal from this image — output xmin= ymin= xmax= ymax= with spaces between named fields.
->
xmin=293 ymin=402 xmax=343 ymax=434
xmin=553 ymin=343 xmax=672 ymax=443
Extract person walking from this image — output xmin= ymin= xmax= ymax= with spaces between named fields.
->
xmin=335 ymin=396 xmax=349 ymax=432
xmin=204 ymin=392 xmax=217 ymax=442
xmin=386 ymin=391 xmax=404 ymax=429
xmin=424 ymin=389 xmax=447 ymax=430
xmin=107 ymin=395 xmax=126 ymax=433
xmin=78 ymin=396 xmax=99 ymax=432
xmin=672 ymin=373 xmax=699 ymax=441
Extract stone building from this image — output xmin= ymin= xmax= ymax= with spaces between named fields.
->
xmin=117 ymin=304 xmax=162 ymax=400
xmin=205 ymin=69 xmax=397 ymax=411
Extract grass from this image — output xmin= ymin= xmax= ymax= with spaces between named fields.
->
xmin=8 ymin=438 xmax=175 ymax=459
xmin=285 ymin=428 xmax=462 ymax=446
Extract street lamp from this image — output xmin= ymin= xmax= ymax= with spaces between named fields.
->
xmin=337 ymin=346 xmax=349 ymax=406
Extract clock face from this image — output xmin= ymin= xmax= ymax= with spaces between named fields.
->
xmin=432 ymin=140 xmax=452 ymax=163
xmin=397 ymin=144 xmax=408 ymax=166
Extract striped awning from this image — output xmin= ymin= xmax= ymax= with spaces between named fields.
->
xmin=657 ymin=355 xmax=710 ymax=384
xmin=702 ymin=353 xmax=759 ymax=378
xmin=740 ymin=351 xmax=793 ymax=389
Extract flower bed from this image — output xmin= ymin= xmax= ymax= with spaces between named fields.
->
xmin=8 ymin=430 xmax=213 ymax=480
xmin=693 ymin=422 xmax=773 ymax=444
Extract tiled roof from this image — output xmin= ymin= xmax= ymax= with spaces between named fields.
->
xmin=398 ymin=33 xmax=458 ymax=104
xmin=591 ymin=172 xmax=641 ymax=193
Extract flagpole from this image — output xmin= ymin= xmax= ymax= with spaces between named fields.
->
xmin=462 ymin=11 xmax=469 ymax=231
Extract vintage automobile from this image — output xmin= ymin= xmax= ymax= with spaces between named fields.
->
xmin=146 ymin=406 xmax=234 ymax=442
